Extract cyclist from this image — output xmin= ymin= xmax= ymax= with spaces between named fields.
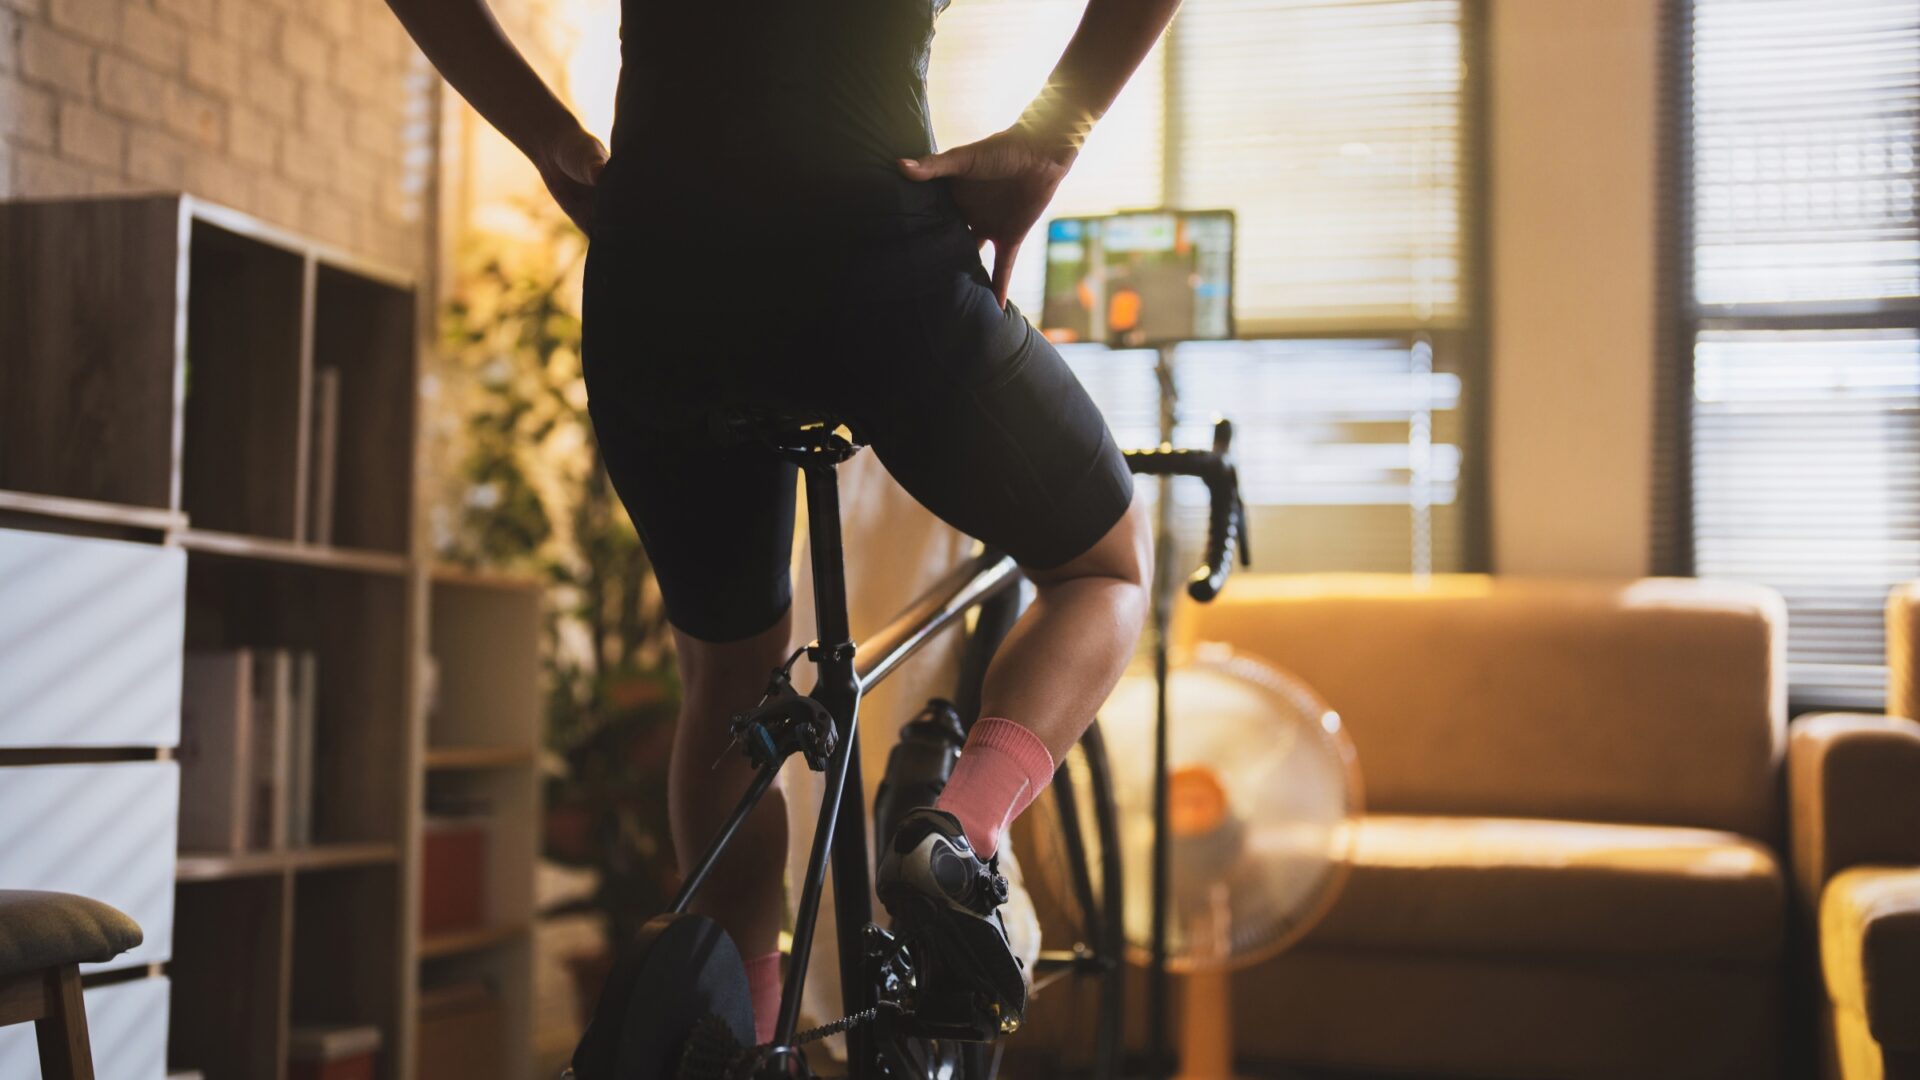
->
xmin=387 ymin=0 xmax=1179 ymax=1045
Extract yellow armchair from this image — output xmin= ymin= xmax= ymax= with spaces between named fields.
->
xmin=1794 ymin=583 xmax=1920 ymax=1079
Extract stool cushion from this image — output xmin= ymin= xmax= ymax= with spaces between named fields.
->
xmin=0 ymin=890 xmax=143 ymax=977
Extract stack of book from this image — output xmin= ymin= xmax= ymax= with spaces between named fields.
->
xmin=178 ymin=647 xmax=320 ymax=852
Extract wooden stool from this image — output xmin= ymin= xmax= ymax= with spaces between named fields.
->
xmin=0 ymin=891 xmax=143 ymax=1080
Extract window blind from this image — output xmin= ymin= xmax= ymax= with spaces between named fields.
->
xmin=928 ymin=0 xmax=1476 ymax=574
xmin=1686 ymin=0 xmax=1920 ymax=708
xmin=1169 ymin=0 xmax=1467 ymax=332
xmin=928 ymin=0 xmax=1468 ymax=333
xmin=1063 ymin=339 xmax=1465 ymax=574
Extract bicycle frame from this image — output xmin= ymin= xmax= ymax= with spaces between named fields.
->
xmin=667 ymin=441 xmax=1024 ymax=1077
xmin=664 ymin=417 xmax=1242 ymax=1079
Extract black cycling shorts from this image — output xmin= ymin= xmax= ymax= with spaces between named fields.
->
xmin=579 ymin=189 xmax=1135 ymax=644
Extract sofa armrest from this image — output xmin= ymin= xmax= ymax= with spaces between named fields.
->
xmin=1821 ymin=866 xmax=1920 ymax=1053
xmin=1789 ymin=713 xmax=1920 ymax=908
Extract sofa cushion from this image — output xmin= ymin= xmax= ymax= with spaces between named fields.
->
xmin=1229 ymin=945 xmax=1783 ymax=1080
xmin=1305 ymin=815 xmax=1785 ymax=962
xmin=1822 ymin=865 xmax=1920 ymax=1052
xmin=1173 ymin=574 xmax=1787 ymax=839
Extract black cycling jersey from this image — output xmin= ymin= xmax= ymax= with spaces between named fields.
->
xmin=603 ymin=0 xmax=954 ymax=226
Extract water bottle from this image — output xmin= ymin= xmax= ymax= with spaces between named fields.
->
xmin=873 ymin=698 xmax=966 ymax=846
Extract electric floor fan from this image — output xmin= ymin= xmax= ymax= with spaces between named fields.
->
xmin=1033 ymin=642 xmax=1362 ymax=1079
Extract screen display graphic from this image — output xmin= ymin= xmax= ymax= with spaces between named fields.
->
xmin=1041 ymin=209 xmax=1235 ymax=347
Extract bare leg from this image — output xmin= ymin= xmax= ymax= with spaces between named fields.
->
xmin=978 ymin=490 xmax=1154 ymax=762
xmin=666 ymin=610 xmax=794 ymax=959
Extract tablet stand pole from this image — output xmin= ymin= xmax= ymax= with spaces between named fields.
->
xmin=1144 ymin=341 xmax=1179 ymax=1080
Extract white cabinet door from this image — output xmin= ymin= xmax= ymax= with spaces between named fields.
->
xmin=0 ymin=529 xmax=185 ymax=749
xmin=0 ymin=975 xmax=170 ymax=1080
xmin=0 ymin=762 xmax=178 ymax=972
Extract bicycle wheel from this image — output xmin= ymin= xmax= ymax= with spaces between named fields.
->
xmin=1022 ymin=719 xmax=1127 ymax=1077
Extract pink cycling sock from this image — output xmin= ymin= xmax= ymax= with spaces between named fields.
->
xmin=745 ymin=951 xmax=782 ymax=1045
xmin=934 ymin=718 xmax=1056 ymax=859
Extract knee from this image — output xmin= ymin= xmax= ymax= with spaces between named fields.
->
xmin=1030 ymin=490 xmax=1154 ymax=594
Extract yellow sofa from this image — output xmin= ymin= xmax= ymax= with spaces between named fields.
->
xmin=1799 ymin=585 xmax=1920 ymax=1080
xmin=1167 ymin=574 xmax=1791 ymax=1079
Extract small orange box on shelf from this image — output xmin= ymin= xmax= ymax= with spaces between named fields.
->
xmin=420 ymin=816 xmax=489 ymax=936
xmin=416 ymin=980 xmax=505 ymax=1080
xmin=288 ymin=1023 xmax=381 ymax=1080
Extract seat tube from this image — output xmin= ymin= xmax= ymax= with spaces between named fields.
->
xmin=801 ymin=460 xmax=877 ymax=1072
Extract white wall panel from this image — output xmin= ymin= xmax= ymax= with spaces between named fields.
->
xmin=0 ymin=529 xmax=185 ymax=748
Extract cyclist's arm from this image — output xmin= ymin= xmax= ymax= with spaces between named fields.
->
xmin=384 ymin=0 xmax=606 ymax=229
xmin=1022 ymin=0 xmax=1185 ymax=161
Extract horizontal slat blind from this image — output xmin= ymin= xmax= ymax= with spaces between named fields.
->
xmin=1688 ymin=0 xmax=1920 ymax=707
xmin=1692 ymin=0 xmax=1920 ymax=306
xmin=1170 ymin=0 xmax=1467 ymax=330
xmin=1063 ymin=339 xmax=1464 ymax=573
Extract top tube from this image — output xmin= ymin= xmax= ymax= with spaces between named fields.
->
xmin=853 ymin=548 xmax=1021 ymax=691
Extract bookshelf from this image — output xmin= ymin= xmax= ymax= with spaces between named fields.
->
xmin=0 ymin=194 xmax=543 ymax=1080
xmin=418 ymin=566 xmax=543 ymax=1078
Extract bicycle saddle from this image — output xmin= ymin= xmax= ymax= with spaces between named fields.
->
xmin=711 ymin=405 xmax=863 ymax=460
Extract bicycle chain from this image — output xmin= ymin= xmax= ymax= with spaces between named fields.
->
xmin=786 ymin=1006 xmax=881 ymax=1047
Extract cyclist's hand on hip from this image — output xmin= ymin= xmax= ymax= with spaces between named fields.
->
xmin=897 ymin=126 xmax=1073 ymax=308
xmin=535 ymin=123 xmax=609 ymax=236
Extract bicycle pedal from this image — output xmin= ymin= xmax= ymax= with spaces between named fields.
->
xmin=895 ymin=990 xmax=1008 ymax=1043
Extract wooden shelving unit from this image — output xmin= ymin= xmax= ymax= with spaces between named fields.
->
xmin=0 ymin=194 xmax=542 ymax=1080
xmin=418 ymin=565 xmax=542 ymax=1077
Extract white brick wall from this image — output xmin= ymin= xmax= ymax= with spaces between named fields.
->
xmin=2 ymin=0 xmax=433 ymax=270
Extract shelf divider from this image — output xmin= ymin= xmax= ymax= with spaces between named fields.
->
xmin=179 ymin=527 xmax=412 ymax=575
xmin=176 ymin=841 xmax=400 ymax=882
xmin=423 ymin=745 xmax=536 ymax=771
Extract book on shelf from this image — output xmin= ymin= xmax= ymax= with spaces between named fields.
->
xmin=178 ymin=649 xmax=254 ymax=853
xmin=177 ymin=646 xmax=319 ymax=854
xmin=307 ymin=365 xmax=340 ymax=545
xmin=288 ymin=650 xmax=318 ymax=847
xmin=250 ymin=650 xmax=292 ymax=850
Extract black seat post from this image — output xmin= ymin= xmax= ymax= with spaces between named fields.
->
xmin=759 ymin=426 xmax=878 ymax=1069
xmin=802 ymin=459 xmax=853 ymax=649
